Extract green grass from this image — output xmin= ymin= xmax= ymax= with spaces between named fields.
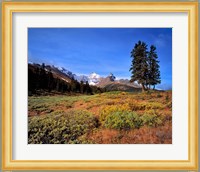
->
xmin=28 ymin=95 xmax=97 ymax=111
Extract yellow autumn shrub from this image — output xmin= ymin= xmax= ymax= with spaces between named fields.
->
xmin=99 ymin=104 xmax=130 ymax=123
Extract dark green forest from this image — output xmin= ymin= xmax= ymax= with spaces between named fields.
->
xmin=28 ymin=63 xmax=105 ymax=95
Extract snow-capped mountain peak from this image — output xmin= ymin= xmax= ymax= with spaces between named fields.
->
xmin=56 ymin=66 xmax=74 ymax=79
xmin=74 ymin=72 xmax=101 ymax=85
xmin=88 ymin=72 xmax=101 ymax=85
xmin=109 ymin=73 xmax=116 ymax=81
xmin=89 ymin=72 xmax=100 ymax=79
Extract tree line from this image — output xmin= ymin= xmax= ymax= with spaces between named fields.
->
xmin=129 ymin=40 xmax=161 ymax=91
xmin=28 ymin=63 xmax=105 ymax=95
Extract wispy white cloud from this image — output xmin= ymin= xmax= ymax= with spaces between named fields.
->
xmin=155 ymin=34 xmax=166 ymax=47
xmin=152 ymin=33 xmax=171 ymax=48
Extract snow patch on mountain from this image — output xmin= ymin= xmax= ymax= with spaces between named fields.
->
xmin=74 ymin=75 xmax=89 ymax=83
xmin=108 ymin=73 xmax=116 ymax=81
xmin=57 ymin=66 xmax=74 ymax=79
xmin=88 ymin=72 xmax=101 ymax=85
xmin=74 ymin=72 xmax=101 ymax=85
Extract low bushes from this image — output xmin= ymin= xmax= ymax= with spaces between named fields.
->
xmin=28 ymin=110 xmax=98 ymax=144
xmin=140 ymin=110 xmax=163 ymax=127
xmin=128 ymin=102 xmax=164 ymax=111
xmin=100 ymin=104 xmax=130 ymax=123
xmin=100 ymin=105 xmax=164 ymax=130
xmin=104 ymin=111 xmax=142 ymax=130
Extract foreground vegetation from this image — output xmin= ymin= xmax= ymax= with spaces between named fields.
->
xmin=28 ymin=91 xmax=172 ymax=144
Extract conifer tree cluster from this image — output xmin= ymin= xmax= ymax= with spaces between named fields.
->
xmin=28 ymin=63 xmax=104 ymax=95
xmin=130 ymin=40 xmax=161 ymax=91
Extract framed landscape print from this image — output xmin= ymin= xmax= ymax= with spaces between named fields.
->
xmin=2 ymin=1 xmax=198 ymax=170
xmin=28 ymin=27 xmax=172 ymax=144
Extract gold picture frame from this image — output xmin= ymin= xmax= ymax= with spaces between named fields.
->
xmin=2 ymin=1 xmax=198 ymax=170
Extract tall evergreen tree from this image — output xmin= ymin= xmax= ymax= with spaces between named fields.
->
xmin=47 ymin=69 xmax=54 ymax=92
xmin=85 ymin=81 xmax=92 ymax=94
xmin=147 ymin=45 xmax=161 ymax=89
xmin=70 ymin=79 xmax=76 ymax=92
xmin=80 ymin=81 xmax=84 ymax=94
xmin=129 ymin=40 xmax=149 ymax=91
xmin=39 ymin=63 xmax=48 ymax=89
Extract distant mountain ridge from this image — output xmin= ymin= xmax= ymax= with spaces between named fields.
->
xmin=28 ymin=62 xmax=141 ymax=92
xmin=74 ymin=72 xmax=101 ymax=86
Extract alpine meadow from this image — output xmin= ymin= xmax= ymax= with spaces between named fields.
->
xmin=28 ymin=28 xmax=172 ymax=144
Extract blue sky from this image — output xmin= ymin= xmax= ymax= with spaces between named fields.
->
xmin=28 ymin=28 xmax=172 ymax=90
